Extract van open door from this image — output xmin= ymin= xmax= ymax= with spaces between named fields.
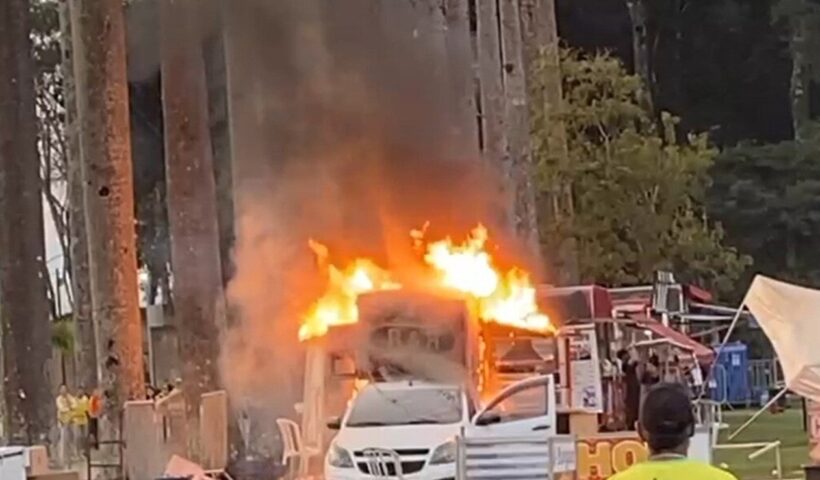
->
xmin=468 ymin=374 xmax=556 ymax=437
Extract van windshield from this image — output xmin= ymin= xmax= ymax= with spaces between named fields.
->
xmin=345 ymin=386 xmax=463 ymax=427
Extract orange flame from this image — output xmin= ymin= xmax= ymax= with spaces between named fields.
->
xmin=297 ymin=240 xmax=400 ymax=341
xmin=420 ymin=225 xmax=553 ymax=333
xmin=299 ymin=225 xmax=553 ymax=341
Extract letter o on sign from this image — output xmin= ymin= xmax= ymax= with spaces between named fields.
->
xmin=611 ymin=440 xmax=648 ymax=473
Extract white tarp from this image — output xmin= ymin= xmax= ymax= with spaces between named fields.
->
xmin=744 ymin=275 xmax=820 ymax=400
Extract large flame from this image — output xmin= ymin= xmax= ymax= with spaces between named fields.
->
xmin=298 ymin=240 xmax=400 ymax=341
xmin=299 ymin=225 xmax=553 ymax=341
xmin=421 ymin=225 xmax=552 ymax=333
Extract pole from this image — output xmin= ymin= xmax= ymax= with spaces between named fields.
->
xmin=698 ymin=296 xmax=748 ymax=399
xmin=728 ymin=387 xmax=788 ymax=441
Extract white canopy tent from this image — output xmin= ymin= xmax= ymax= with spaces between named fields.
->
xmin=711 ymin=275 xmax=820 ymax=439
xmin=743 ymin=275 xmax=820 ymax=401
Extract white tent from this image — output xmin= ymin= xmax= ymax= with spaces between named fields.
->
xmin=743 ymin=275 xmax=820 ymax=401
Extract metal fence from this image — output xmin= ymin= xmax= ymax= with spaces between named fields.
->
xmin=456 ymin=433 xmax=576 ymax=480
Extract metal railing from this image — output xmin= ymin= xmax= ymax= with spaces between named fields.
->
xmin=750 ymin=359 xmax=783 ymax=395
xmin=456 ymin=432 xmax=576 ymax=480
xmin=85 ymin=438 xmax=125 ymax=480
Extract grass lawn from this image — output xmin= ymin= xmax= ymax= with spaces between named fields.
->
xmin=714 ymin=407 xmax=809 ymax=479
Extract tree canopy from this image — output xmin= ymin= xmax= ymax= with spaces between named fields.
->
xmin=533 ymin=49 xmax=750 ymax=296
xmin=709 ymin=140 xmax=820 ymax=286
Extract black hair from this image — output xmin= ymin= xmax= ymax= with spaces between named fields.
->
xmin=640 ymin=383 xmax=695 ymax=453
xmin=649 ymin=354 xmax=660 ymax=367
xmin=616 ymin=349 xmax=628 ymax=360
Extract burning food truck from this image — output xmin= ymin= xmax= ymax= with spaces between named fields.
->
xmin=294 ymin=225 xmax=563 ymax=478
xmin=300 ymin=289 xmax=561 ymax=479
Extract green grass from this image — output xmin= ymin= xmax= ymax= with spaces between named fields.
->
xmin=714 ymin=407 xmax=809 ymax=479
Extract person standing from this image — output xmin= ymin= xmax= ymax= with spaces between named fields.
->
xmin=72 ymin=389 xmax=90 ymax=458
xmin=88 ymin=387 xmax=103 ymax=450
xmin=617 ymin=348 xmax=641 ymax=430
xmin=55 ymin=385 xmax=76 ymax=467
xmin=610 ymin=383 xmax=737 ymax=480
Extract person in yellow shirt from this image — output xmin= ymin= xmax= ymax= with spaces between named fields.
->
xmin=72 ymin=389 xmax=90 ymax=454
xmin=611 ymin=383 xmax=737 ymax=480
xmin=55 ymin=385 xmax=76 ymax=467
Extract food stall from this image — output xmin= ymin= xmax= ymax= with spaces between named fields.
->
xmin=560 ymin=321 xmax=714 ymax=480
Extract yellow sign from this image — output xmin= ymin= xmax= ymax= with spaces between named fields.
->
xmin=576 ymin=435 xmax=649 ymax=480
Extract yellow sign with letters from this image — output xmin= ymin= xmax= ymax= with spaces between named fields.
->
xmin=576 ymin=434 xmax=649 ymax=480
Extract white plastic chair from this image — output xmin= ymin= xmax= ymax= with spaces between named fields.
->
xmin=362 ymin=448 xmax=404 ymax=479
xmin=276 ymin=418 xmax=321 ymax=479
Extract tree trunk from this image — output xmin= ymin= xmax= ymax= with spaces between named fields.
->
xmin=790 ymin=15 xmax=811 ymax=142
xmin=519 ymin=0 xmax=578 ymax=283
xmin=60 ymin=0 xmax=98 ymax=391
xmin=498 ymin=0 xmax=540 ymax=250
xmin=475 ymin=0 xmax=512 ymax=230
xmin=444 ymin=0 xmax=481 ymax=158
xmin=160 ymin=0 xmax=226 ymax=459
xmin=626 ymin=0 xmax=654 ymax=110
xmin=0 ymin=0 xmax=55 ymax=445
xmin=70 ymin=0 xmax=146 ymax=436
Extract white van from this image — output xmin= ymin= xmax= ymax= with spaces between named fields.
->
xmin=324 ymin=375 xmax=556 ymax=480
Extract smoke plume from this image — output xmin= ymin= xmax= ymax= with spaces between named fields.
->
xmin=217 ymin=0 xmax=527 ymax=454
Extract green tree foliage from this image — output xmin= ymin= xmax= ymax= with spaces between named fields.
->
xmin=51 ymin=318 xmax=74 ymax=353
xmin=533 ymin=49 xmax=750 ymax=294
xmin=709 ymin=141 xmax=820 ymax=285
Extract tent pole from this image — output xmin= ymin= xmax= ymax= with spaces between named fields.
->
xmin=728 ymin=387 xmax=788 ymax=441
xmin=698 ymin=296 xmax=748 ymax=399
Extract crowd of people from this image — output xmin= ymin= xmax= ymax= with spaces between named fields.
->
xmin=54 ymin=380 xmax=182 ymax=468
xmin=55 ymin=384 xmax=102 ymax=467
xmin=614 ymin=346 xmax=702 ymax=430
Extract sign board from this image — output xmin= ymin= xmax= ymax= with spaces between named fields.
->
xmin=560 ymin=325 xmax=604 ymax=413
xmin=576 ymin=429 xmax=712 ymax=480
xmin=576 ymin=435 xmax=648 ymax=480
xmin=809 ymin=400 xmax=820 ymax=463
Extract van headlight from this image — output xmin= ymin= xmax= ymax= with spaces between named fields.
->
xmin=327 ymin=444 xmax=354 ymax=468
xmin=429 ymin=440 xmax=456 ymax=465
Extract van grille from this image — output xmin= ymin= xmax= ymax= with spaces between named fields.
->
xmin=353 ymin=448 xmax=430 ymax=475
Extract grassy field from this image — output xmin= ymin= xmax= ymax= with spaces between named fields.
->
xmin=714 ymin=407 xmax=809 ymax=479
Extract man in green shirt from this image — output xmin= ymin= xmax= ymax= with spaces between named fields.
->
xmin=611 ymin=383 xmax=737 ymax=480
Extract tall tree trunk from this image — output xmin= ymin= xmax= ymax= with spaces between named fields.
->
xmin=626 ymin=0 xmax=654 ymax=110
xmin=476 ymin=0 xmax=512 ymax=230
xmin=790 ymin=15 xmax=810 ymax=142
xmin=70 ymin=0 xmax=146 ymax=437
xmin=499 ymin=0 xmax=540 ymax=250
xmin=60 ymin=0 xmax=98 ymax=390
xmin=444 ymin=0 xmax=481 ymax=158
xmin=519 ymin=0 xmax=578 ymax=283
xmin=160 ymin=0 xmax=226 ymax=459
xmin=0 ymin=0 xmax=55 ymax=445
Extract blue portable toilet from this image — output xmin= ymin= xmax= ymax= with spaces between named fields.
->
xmin=711 ymin=342 xmax=750 ymax=405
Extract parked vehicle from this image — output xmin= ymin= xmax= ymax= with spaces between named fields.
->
xmin=324 ymin=375 xmax=556 ymax=480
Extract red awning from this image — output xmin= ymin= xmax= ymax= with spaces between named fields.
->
xmin=634 ymin=320 xmax=714 ymax=363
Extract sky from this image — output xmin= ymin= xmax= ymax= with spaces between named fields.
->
xmin=42 ymin=182 xmax=151 ymax=316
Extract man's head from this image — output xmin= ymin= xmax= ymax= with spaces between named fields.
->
xmin=616 ymin=349 xmax=628 ymax=361
xmin=638 ymin=383 xmax=695 ymax=455
xmin=59 ymin=384 xmax=67 ymax=396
